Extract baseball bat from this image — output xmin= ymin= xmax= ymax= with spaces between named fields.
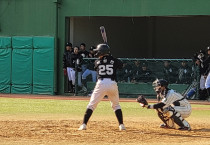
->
xmin=100 ymin=26 xmax=107 ymax=44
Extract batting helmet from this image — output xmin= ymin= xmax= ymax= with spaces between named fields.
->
xmin=66 ymin=42 xmax=72 ymax=47
xmin=94 ymin=44 xmax=110 ymax=57
xmin=152 ymin=79 xmax=168 ymax=87
xmin=207 ymin=46 xmax=210 ymax=51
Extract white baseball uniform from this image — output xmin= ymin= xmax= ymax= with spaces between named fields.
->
xmin=161 ymin=89 xmax=191 ymax=118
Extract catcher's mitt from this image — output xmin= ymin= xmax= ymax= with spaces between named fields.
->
xmin=136 ymin=95 xmax=148 ymax=107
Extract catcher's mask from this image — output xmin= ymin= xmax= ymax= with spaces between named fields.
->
xmin=152 ymin=79 xmax=168 ymax=94
xmin=94 ymin=44 xmax=110 ymax=57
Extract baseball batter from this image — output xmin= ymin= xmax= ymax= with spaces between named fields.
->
xmin=137 ymin=79 xmax=191 ymax=130
xmin=78 ymin=44 xmax=126 ymax=131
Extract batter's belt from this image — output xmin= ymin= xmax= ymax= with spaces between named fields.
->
xmin=98 ymin=78 xmax=116 ymax=81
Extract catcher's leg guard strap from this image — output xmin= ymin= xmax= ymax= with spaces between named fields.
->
xmin=156 ymin=108 xmax=175 ymax=128
xmin=171 ymin=112 xmax=185 ymax=128
xmin=163 ymin=106 xmax=185 ymax=128
xmin=156 ymin=109 xmax=169 ymax=125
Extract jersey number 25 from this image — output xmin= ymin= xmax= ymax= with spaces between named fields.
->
xmin=99 ymin=65 xmax=113 ymax=75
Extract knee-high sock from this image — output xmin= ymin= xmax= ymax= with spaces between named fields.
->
xmin=82 ymin=79 xmax=87 ymax=87
xmin=115 ymin=109 xmax=123 ymax=125
xmin=83 ymin=109 xmax=93 ymax=124
xmin=68 ymin=81 xmax=72 ymax=91
xmin=207 ymin=87 xmax=210 ymax=98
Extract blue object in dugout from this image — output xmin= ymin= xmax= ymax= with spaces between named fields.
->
xmin=187 ymin=88 xmax=196 ymax=98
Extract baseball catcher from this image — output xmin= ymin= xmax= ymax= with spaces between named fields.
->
xmin=137 ymin=79 xmax=192 ymax=131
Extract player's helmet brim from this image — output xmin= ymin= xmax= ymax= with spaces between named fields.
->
xmin=94 ymin=44 xmax=110 ymax=56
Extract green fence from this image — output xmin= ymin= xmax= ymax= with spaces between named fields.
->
xmin=70 ymin=58 xmax=198 ymax=98
xmin=0 ymin=36 xmax=55 ymax=95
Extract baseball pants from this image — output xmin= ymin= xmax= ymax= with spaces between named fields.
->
xmin=67 ymin=67 xmax=82 ymax=86
xmin=200 ymin=75 xmax=206 ymax=90
xmin=87 ymin=78 xmax=121 ymax=111
xmin=174 ymin=105 xmax=191 ymax=118
xmin=205 ymin=73 xmax=210 ymax=89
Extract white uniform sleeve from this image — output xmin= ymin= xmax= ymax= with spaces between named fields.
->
xmin=161 ymin=90 xmax=180 ymax=108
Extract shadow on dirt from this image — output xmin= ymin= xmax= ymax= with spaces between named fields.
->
xmin=192 ymin=128 xmax=210 ymax=132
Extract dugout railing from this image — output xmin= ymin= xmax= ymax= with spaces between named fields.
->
xmin=64 ymin=58 xmax=199 ymax=99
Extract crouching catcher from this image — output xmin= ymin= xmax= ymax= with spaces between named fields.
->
xmin=137 ymin=79 xmax=192 ymax=131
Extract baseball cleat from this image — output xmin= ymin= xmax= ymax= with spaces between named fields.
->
xmin=119 ymin=124 xmax=126 ymax=131
xmin=178 ymin=126 xmax=191 ymax=131
xmin=160 ymin=124 xmax=169 ymax=128
xmin=159 ymin=124 xmax=175 ymax=129
xmin=78 ymin=124 xmax=87 ymax=130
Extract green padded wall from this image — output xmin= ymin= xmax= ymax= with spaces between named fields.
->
xmin=87 ymin=82 xmax=189 ymax=97
xmin=12 ymin=36 xmax=33 ymax=49
xmin=33 ymin=37 xmax=54 ymax=95
xmin=0 ymin=37 xmax=11 ymax=49
xmin=0 ymin=37 xmax=12 ymax=93
xmin=11 ymin=85 xmax=32 ymax=94
xmin=11 ymin=37 xmax=33 ymax=94
xmin=0 ymin=85 xmax=10 ymax=93
xmin=168 ymin=84 xmax=190 ymax=95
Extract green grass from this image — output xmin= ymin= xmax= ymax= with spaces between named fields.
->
xmin=0 ymin=97 xmax=209 ymax=119
xmin=0 ymin=98 xmax=88 ymax=115
xmin=0 ymin=98 xmax=156 ymax=117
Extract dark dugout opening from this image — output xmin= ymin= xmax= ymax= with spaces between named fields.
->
xmin=65 ymin=16 xmax=210 ymax=59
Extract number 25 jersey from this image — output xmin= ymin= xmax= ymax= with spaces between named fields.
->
xmin=94 ymin=55 xmax=123 ymax=81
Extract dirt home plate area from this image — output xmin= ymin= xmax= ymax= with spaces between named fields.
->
xmin=0 ymin=94 xmax=210 ymax=145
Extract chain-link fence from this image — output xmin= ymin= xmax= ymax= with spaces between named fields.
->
xmin=64 ymin=58 xmax=199 ymax=99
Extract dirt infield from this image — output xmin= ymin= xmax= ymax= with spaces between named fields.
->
xmin=0 ymin=118 xmax=210 ymax=145
xmin=0 ymin=93 xmax=210 ymax=145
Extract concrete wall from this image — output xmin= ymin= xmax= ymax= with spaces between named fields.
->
xmin=0 ymin=0 xmax=56 ymax=36
xmin=61 ymin=0 xmax=210 ymax=16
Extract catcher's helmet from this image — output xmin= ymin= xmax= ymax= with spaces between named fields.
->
xmin=153 ymin=79 xmax=168 ymax=94
xmin=152 ymin=79 xmax=168 ymax=87
xmin=94 ymin=44 xmax=110 ymax=57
